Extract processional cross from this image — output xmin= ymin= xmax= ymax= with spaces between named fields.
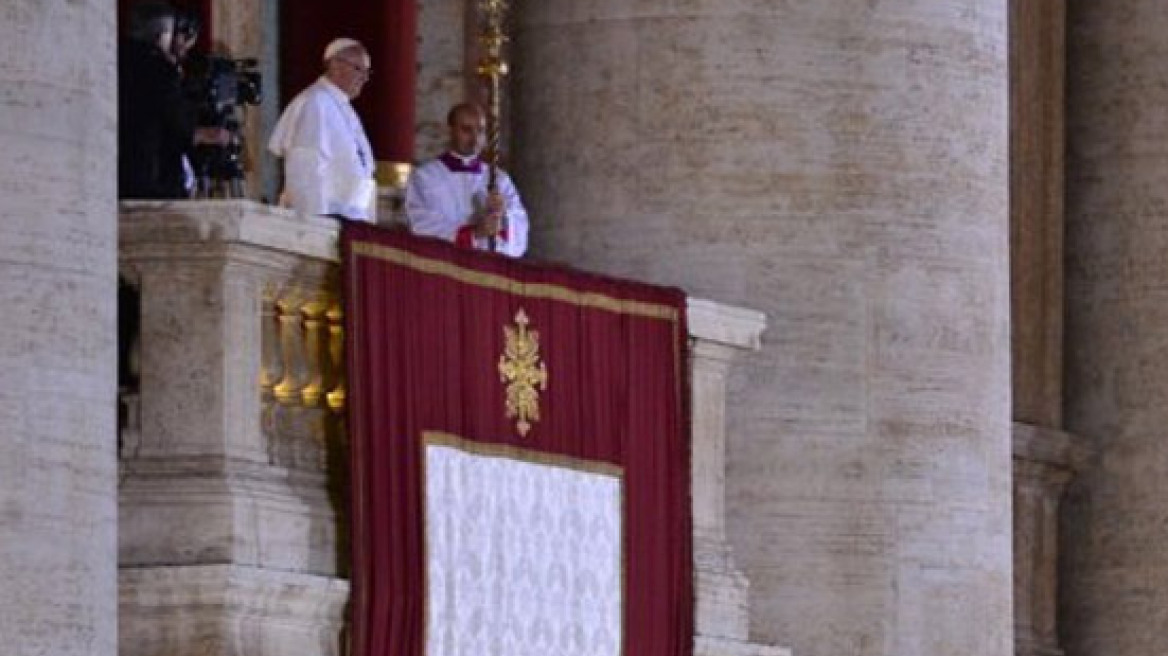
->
xmin=477 ymin=0 xmax=509 ymax=253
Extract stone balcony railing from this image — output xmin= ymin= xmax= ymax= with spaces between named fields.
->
xmin=117 ymin=199 xmax=787 ymax=656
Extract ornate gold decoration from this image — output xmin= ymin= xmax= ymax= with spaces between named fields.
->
xmin=477 ymin=0 xmax=510 ymax=251
xmin=259 ymin=277 xmax=344 ymax=472
xmin=476 ymin=0 xmax=510 ymax=182
xmin=263 ymin=285 xmax=346 ymax=413
xmin=498 ymin=308 xmax=548 ymax=436
xmin=375 ymin=161 xmax=413 ymax=191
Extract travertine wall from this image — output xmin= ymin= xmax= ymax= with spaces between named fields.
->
xmin=513 ymin=3 xmax=1012 ymax=655
xmin=0 ymin=3 xmax=118 ymax=656
xmin=1063 ymin=1 xmax=1168 ymax=654
xmin=416 ymin=0 xmax=472 ymax=160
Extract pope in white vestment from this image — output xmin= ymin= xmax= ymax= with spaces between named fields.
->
xmin=405 ymin=103 xmax=529 ymax=257
xmin=269 ymin=38 xmax=376 ymax=221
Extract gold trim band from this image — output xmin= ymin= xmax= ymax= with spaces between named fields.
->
xmin=351 ymin=241 xmax=679 ymax=321
xmin=423 ymin=431 xmax=623 ymax=478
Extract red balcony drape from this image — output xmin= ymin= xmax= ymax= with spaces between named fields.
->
xmin=342 ymin=224 xmax=694 ymax=656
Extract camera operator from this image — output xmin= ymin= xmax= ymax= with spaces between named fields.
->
xmin=170 ymin=10 xmax=200 ymax=68
xmin=117 ymin=2 xmax=228 ymax=199
xmin=170 ymin=10 xmax=203 ymax=197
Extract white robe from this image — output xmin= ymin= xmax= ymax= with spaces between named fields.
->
xmin=404 ymin=153 xmax=529 ymax=257
xmin=268 ymin=77 xmax=376 ymax=221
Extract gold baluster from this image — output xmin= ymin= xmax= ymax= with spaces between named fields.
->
xmin=326 ymin=299 xmax=346 ymax=413
xmin=272 ymin=290 xmax=307 ymax=405
xmin=300 ymin=295 xmax=329 ymax=407
xmin=259 ymin=283 xmax=282 ymax=399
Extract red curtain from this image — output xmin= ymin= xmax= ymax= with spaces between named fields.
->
xmin=343 ymin=224 xmax=693 ymax=656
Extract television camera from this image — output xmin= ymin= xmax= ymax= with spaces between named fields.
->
xmin=185 ymin=56 xmax=262 ymax=198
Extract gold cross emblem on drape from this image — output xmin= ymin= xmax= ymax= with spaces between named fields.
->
xmin=498 ymin=308 xmax=548 ymax=436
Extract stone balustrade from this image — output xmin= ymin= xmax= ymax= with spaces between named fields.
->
xmin=117 ymin=199 xmax=788 ymax=656
xmin=118 ymin=200 xmax=348 ymax=656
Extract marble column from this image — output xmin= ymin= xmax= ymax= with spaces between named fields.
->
xmin=1008 ymin=3 xmax=1077 ymax=655
xmin=1063 ymin=1 xmax=1168 ymax=654
xmin=513 ymin=3 xmax=1013 ymax=655
xmin=0 ymin=3 xmax=118 ymax=656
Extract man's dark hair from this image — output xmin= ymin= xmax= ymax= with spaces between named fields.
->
xmin=127 ymin=1 xmax=176 ymax=44
xmin=447 ymin=102 xmax=485 ymax=127
xmin=173 ymin=10 xmax=201 ymax=41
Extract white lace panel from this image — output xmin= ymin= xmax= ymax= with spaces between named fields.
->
xmin=425 ymin=441 xmax=622 ymax=656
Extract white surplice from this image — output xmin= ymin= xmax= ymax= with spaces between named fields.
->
xmin=268 ymin=77 xmax=376 ymax=221
xmin=404 ymin=153 xmax=529 ymax=257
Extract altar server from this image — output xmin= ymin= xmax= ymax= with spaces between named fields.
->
xmin=405 ymin=103 xmax=529 ymax=257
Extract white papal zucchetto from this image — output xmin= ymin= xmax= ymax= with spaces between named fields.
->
xmin=322 ymin=37 xmax=363 ymax=62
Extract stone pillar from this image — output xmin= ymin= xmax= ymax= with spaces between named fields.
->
xmin=0 ymin=3 xmax=118 ymax=656
xmin=1063 ymin=2 xmax=1168 ymax=654
xmin=514 ymin=4 xmax=1012 ymax=656
xmin=1008 ymin=4 xmax=1076 ymax=656
xmin=118 ymin=201 xmax=348 ymax=656
xmin=1010 ymin=0 xmax=1065 ymax=431
xmin=688 ymin=300 xmax=789 ymax=656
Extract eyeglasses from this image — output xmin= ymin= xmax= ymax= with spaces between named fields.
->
xmin=336 ymin=58 xmax=372 ymax=77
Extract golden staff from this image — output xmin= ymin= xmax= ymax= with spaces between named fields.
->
xmin=477 ymin=0 xmax=509 ymax=252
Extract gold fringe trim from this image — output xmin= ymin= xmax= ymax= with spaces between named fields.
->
xmin=351 ymin=241 xmax=679 ymax=322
